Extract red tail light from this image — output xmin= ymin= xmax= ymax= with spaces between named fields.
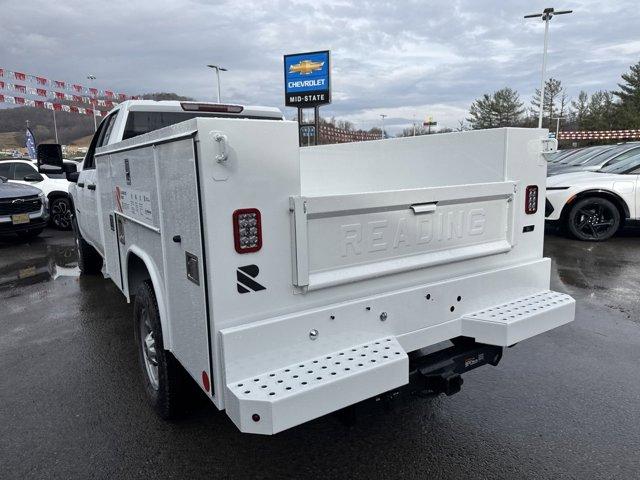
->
xmin=181 ymin=102 xmax=244 ymax=113
xmin=525 ymin=185 xmax=539 ymax=214
xmin=233 ymin=208 xmax=262 ymax=253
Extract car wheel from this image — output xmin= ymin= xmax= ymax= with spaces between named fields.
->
xmin=134 ymin=280 xmax=186 ymax=419
xmin=16 ymin=228 xmax=43 ymax=240
xmin=50 ymin=197 xmax=73 ymax=230
xmin=567 ymin=197 xmax=620 ymax=241
xmin=72 ymin=217 xmax=103 ymax=274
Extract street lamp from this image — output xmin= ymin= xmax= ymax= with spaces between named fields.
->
xmin=87 ymin=74 xmax=97 ymax=132
xmin=380 ymin=114 xmax=387 ymax=140
xmin=525 ymin=7 xmax=572 ymax=129
xmin=207 ymin=64 xmax=228 ymax=103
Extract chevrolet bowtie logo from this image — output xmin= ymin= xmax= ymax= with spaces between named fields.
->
xmin=289 ymin=60 xmax=324 ymax=75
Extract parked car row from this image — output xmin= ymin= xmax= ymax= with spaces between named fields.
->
xmin=0 ymin=154 xmax=79 ymax=240
xmin=545 ymin=143 xmax=640 ymax=241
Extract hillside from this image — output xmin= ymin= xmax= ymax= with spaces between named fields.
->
xmin=0 ymin=92 xmax=192 ymax=148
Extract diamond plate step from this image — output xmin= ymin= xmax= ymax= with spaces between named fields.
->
xmin=462 ymin=290 xmax=575 ymax=346
xmin=224 ymin=336 xmax=408 ymax=434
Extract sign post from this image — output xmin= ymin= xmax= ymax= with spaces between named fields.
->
xmin=284 ymin=50 xmax=331 ymax=146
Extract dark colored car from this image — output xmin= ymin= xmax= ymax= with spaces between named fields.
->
xmin=0 ymin=176 xmax=49 ymax=239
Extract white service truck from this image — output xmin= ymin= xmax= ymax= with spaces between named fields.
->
xmin=37 ymin=100 xmax=575 ymax=435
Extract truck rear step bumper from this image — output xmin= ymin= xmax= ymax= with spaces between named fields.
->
xmin=461 ymin=290 xmax=574 ymax=346
xmin=223 ymin=290 xmax=573 ymax=434
xmin=225 ymin=337 xmax=408 ymax=435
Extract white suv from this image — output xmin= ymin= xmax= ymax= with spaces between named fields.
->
xmin=0 ymin=158 xmax=78 ymax=230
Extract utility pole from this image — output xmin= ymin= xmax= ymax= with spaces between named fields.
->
xmin=552 ymin=116 xmax=564 ymax=139
xmin=525 ymin=7 xmax=573 ymax=129
xmin=207 ymin=64 xmax=228 ymax=103
xmin=380 ymin=114 xmax=387 ymax=140
xmin=87 ymin=74 xmax=97 ymax=132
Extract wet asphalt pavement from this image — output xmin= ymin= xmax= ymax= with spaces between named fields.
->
xmin=1 ymin=228 xmax=639 ymax=479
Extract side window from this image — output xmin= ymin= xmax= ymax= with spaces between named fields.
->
xmin=0 ymin=162 xmax=12 ymax=179
xmin=83 ymin=114 xmax=115 ymax=170
xmin=14 ymin=163 xmax=37 ymax=181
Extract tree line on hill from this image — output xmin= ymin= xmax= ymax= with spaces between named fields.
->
xmin=0 ymin=92 xmax=192 ymax=146
xmin=466 ymin=60 xmax=640 ymax=133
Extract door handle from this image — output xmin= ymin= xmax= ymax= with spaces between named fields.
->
xmin=411 ymin=203 xmax=437 ymax=214
xmin=87 ymin=184 xmax=96 ymax=191
xmin=77 ymin=182 xmax=85 ymax=188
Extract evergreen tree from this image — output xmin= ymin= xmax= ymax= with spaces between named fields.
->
xmin=467 ymin=87 xmax=524 ymax=129
xmin=613 ymin=60 xmax=640 ymax=127
xmin=530 ymin=78 xmax=565 ymax=128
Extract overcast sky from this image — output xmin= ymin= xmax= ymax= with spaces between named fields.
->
xmin=2 ymin=0 xmax=639 ymax=133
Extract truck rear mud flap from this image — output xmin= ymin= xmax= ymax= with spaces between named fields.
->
xmin=223 ymin=290 xmax=573 ymax=434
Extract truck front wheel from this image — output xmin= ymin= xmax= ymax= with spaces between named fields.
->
xmin=134 ymin=280 xmax=184 ymax=419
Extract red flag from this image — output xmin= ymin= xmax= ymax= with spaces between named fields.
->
xmin=55 ymin=91 xmax=65 ymax=99
xmin=85 ymin=108 xmax=94 ymax=116
xmin=105 ymin=100 xmax=114 ymax=109
xmin=73 ymin=84 xmax=83 ymax=93
xmin=118 ymin=93 xmax=126 ymax=101
xmin=36 ymin=76 xmax=47 ymax=85
xmin=35 ymin=100 xmax=45 ymax=108
xmin=0 ymin=69 xmax=4 ymax=77
xmin=36 ymin=88 xmax=47 ymax=96
xmin=70 ymin=106 xmax=79 ymax=113
xmin=15 ymin=96 xmax=25 ymax=104
xmin=53 ymin=103 xmax=62 ymax=111
xmin=89 ymin=87 xmax=98 ymax=96
xmin=0 ymin=94 xmax=4 ymax=102
xmin=54 ymin=80 xmax=65 ymax=88
xmin=14 ymin=84 xmax=26 ymax=93
xmin=13 ymin=72 xmax=26 ymax=81
xmin=0 ymin=81 xmax=4 ymax=89
xmin=104 ymin=90 xmax=114 ymax=98
xmin=73 ymin=95 xmax=83 ymax=103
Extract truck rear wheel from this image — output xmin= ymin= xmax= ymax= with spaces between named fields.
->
xmin=134 ymin=280 xmax=185 ymax=419
xmin=72 ymin=217 xmax=102 ymax=274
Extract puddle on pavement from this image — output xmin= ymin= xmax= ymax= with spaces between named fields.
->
xmin=0 ymin=244 xmax=80 ymax=290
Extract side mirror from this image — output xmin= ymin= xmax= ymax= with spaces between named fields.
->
xmin=23 ymin=173 xmax=44 ymax=182
xmin=37 ymin=144 xmax=64 ymax=174
xmin=63 ymin=163 xmax=79 ymax=182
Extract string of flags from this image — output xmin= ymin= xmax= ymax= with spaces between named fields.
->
xmin=0 ymin=67 xmax=140 ymax=117
xmin=0 ymin=68 xmax=139 ymax=100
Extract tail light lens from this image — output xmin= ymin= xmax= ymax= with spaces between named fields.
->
xmin=525 ymin=185 xmax=539 ymax=214
xmin=181 ymin=102 xmax=244 ymax=113
xmin=233 ymin=208 xmax=262 ymax=253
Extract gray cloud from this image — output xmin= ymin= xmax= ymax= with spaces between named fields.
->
xmin=2 ymin=0 xmax=639 ymax=133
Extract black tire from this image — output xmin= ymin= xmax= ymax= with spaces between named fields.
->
xmin=16 ymin=228 xmax=43 ymax=240
xmin=72 ymin=217 xmax=103 ymax=274
xmin=567 ymin=197 xmax=620 ymax=241
xmin=134 ymin=280 xmax=185 ymax=419
xmin=50 ymin=197 xmax=73 ymax=230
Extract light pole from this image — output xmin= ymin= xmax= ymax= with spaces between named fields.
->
xmin=52 ymin=108 xmax=59 ymax=143
xmin=87 ymin=74 xmax=97 ymax=132
xmin=552 ymin=116 xmax=565 ymax=139
xmin=525 ymin=7 xmax=572 ymax=129
xmin=207 ymin=64 xmax=227 ymax=103
xmin=380 ymin=114 xmax=387 ymax=139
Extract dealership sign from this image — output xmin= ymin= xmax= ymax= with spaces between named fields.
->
xmin=284 ymin=50 xmax=331 ymax=107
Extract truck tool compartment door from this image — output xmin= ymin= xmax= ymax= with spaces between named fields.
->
xmin=155 ymin=139 xmax=211 ymax=391
xmin=291 ymin=181 xmax=516 ymax=291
